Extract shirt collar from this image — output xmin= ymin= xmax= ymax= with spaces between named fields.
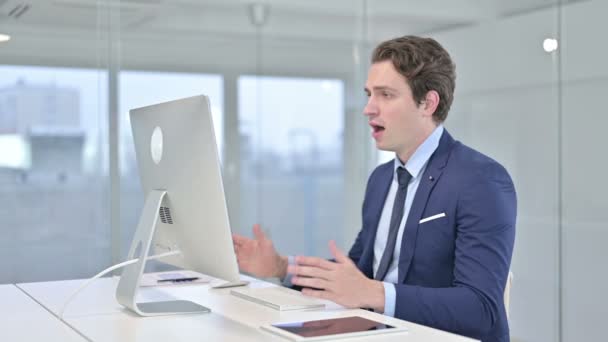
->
xmin=393 ymin=125 xmax=444 ymax=179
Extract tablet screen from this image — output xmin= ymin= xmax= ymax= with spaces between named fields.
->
xmin=272 ymin=316 xmax=395 ymax=338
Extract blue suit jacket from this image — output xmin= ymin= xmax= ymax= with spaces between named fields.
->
xmin=349 ymin=130 xmax=516 ymax=342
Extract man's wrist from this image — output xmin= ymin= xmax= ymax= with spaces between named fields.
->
xmin=276 ymin=255 xmax=288 ymax=279
xmin=364 ymin=279 xmax=386 ymax=312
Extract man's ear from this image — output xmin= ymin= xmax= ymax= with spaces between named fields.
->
xmin=421 ymin=90 xmax=440 ymax=118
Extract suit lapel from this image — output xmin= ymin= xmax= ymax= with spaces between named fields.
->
xmin=397 ymin=130 xmax=455 ymax=283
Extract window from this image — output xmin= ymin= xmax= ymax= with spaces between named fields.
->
xmin=237 ymin=76 xmax=346 ymax=258
xmin=0 ymin=65 xmax=108 ymax=284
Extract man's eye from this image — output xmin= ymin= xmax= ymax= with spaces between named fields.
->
xmin=383 ymin=92 xmax=392 ymax=98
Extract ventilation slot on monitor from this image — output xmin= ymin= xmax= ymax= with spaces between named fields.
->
xmin=159 ymin=206 xmax=173 ymax=224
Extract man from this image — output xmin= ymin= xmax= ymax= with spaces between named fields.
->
xmin=232 ymin=35 xmax=516 ymax=342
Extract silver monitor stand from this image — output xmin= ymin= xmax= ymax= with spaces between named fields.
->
xmin=115 ymin=190 xmax=210 ymax=316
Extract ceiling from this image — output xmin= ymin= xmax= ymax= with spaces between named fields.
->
xmin=0 ymin=0 xmax=586 ymax=74
xmin=0 ymin=0 xmax=581 ymax=42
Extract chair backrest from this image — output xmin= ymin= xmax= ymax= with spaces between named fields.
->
xmin=504 ymin=271 xmax=514 ymax=320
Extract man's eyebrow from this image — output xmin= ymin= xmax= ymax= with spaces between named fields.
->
xmin=364 ymin=86 xmax=398 ymax=92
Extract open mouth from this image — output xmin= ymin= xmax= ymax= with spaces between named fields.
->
xmin=370 ymin=123 xmax=385 ymax=133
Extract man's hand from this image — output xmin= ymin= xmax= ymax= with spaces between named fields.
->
xmin=232 ymin=224 xmax=287 ymax=278
xmin=288 ymin=240 xmax=386 ymax=312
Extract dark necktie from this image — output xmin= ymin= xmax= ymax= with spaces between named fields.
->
xmin=375 ymin=166 xmax=412 ymax=281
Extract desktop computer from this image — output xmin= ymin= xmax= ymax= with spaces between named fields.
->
xmin=116 ymin=95 xmax=246 ymax=316
xmin=115 ymin=94 xmax=324 ymax=318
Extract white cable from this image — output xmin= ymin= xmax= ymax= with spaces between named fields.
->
xmin=59 ymin=250 xmax=181 ymax=319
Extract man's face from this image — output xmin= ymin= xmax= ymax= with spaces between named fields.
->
xmin=364 ymin=60 xmax=431 ymax=158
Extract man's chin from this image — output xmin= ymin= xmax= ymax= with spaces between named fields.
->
xmin=375 ymin=143 xmax=394 ymax=152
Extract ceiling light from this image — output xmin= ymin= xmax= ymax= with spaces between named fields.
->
xmin=543 ymin=38 xmax=558 ymax=53
xmin=0 ymin=34 xmax=11 ymax=42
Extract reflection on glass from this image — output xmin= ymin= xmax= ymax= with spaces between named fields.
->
xmin=0 ymin=65 xmax=108 ymax=284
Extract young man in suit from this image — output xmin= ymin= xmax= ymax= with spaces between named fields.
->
xmin=232 ymin=35 xmax=516 ymax=342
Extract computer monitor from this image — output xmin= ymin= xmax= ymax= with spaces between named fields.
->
xmin=116 ymin=95 xmax=245 ymax=317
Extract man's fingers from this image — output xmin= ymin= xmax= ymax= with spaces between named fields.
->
xmin=329 ymin=240 xmax=349 ymax=263
xmin=232 ymin=233 xmax=250 ymax=246
xmin=301 ymin=288 xmax=333 ymax=301
xmin=287 ymin=265 xmax=330 ymax=280
xmin=252 ymin=224 xmax=266 ymax=241
xmin=291 ymin=276 xmax=330 ymax=290
xmin=295 ymin=256 xmax=336 ymax=271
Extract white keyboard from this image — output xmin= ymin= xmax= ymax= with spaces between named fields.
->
xmin=230 ymin=286 xmax=325 ymax=311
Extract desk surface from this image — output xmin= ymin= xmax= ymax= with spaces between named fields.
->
xmin=17 ymin=276 xmax=477 ymax=342
xmin=0 ymin=284 xmax=85 ymax=341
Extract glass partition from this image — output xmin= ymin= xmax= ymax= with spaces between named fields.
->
xmin=1 ymin=1 xmax=606 ymax=341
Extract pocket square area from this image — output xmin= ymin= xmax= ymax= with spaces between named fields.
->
xmin=419 ymin=213 xmax=446 ymax=224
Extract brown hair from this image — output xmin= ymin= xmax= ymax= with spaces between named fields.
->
xmin=372 ymin=35 xmax=456 ymax=123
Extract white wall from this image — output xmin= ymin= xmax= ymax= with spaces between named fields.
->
xmin=428 ymin=1 xmax=608 ymax=341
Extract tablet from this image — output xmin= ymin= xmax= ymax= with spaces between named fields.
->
xmin=261 ymin=315 xmax=407 ymax=341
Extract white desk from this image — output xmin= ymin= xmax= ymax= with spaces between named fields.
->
xmin=17 ymin=276 xmax=478 ymax=342
xmin=0 ymin=284 xmax=85 ymax=341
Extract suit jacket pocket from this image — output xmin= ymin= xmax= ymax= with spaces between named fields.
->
xmin=419 ymin=212 xmax=446 ymax=224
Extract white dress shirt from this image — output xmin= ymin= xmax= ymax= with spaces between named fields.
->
xmin=376 ymin=125 xmax=444 ymax=316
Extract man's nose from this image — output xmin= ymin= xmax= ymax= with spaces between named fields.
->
xmin=363 ymin=97 xmax=377 ymax=117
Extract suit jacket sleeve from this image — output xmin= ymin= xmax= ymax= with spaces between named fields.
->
xmin=393 ymin=162 xmax=516 ymax=339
